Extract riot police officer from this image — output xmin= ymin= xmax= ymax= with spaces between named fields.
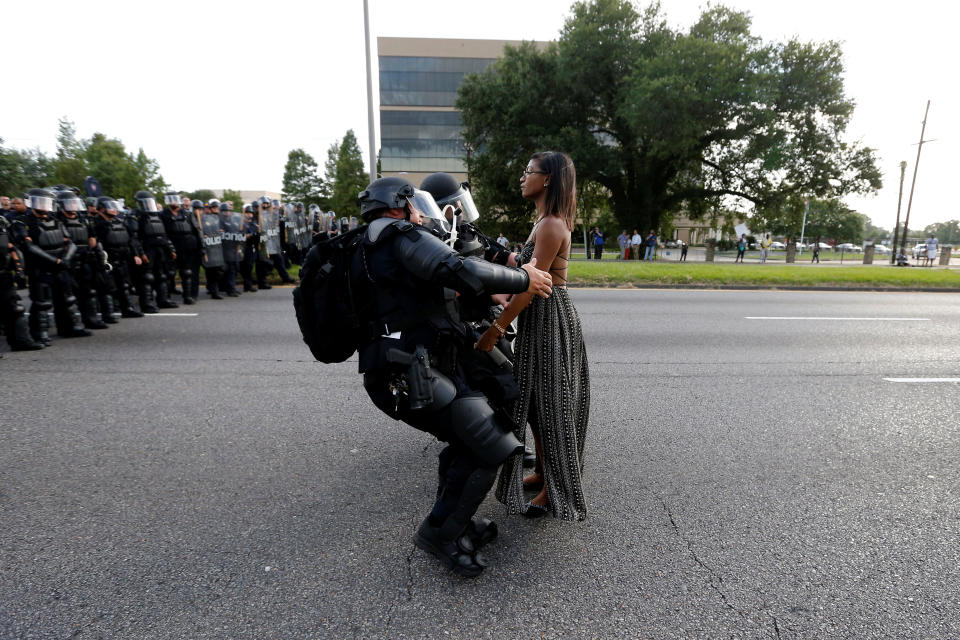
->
xmin=200 ymin=200 xmax=225 ymax=299
xmin=161 ymin=191 xmax=203 ymax=305
xmin=55 ymin=190 xmax=109 ymax=329
xmin=219 ymin=201 xmax=243 ymax=296
xmin=12 ymin=188 xmax=92 ymax=344
xmin=134 ymin=190 xmax=178 ymax=311
xmin=93 ymin=197 xmax=144 ymax=319
xmin=240 ymin=204 xmax=260 ymax=291
xmin=0 ymin=214 xmax=43 ymax=350
xmin=351 ymin=177 xmax=552 ymax=577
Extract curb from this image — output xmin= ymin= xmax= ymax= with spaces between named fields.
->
xmin=568 ymin=282 xmax=960 ymax=293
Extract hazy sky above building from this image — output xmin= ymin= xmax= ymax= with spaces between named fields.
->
xmin=4 ymin=0 xmax=955 ymax=229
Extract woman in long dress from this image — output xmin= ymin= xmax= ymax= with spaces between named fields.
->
xmin=475 ymin=151 xmax=590 ymax=521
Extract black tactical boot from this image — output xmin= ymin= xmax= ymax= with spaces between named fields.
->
xmin=412 ymin=518 xmax=485 ymax=578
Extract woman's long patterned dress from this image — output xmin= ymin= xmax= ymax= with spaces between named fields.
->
xmin=495 ymin=240 xmax=590 ymax=521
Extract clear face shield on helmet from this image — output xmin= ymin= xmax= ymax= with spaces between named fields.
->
xmin=27 ymin=194 xmax=55 ymax=212
xmin=163 ymin=194 xmax=181 ymax=206
xmin=405 ymin=189 xmax=449 ymax=237
xmin=139 ymin=197 xmax=158 ymax=213
xmin=59 ymin=197 xmax=85 ymax=213
xmin=100 ymin=200 xmax=121 ymax=217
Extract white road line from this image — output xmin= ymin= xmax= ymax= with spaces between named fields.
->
xmin=146 ymin=313 xmax=199 ymax=317
xmin=745 ymin=317 xmax=930 ymax=321
xmin=884 ymin=378 xmax=960 ymax=383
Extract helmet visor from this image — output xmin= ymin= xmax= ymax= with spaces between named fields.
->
xmin=28 ymin=195 xmax=55 ymax=212
xmin=406 ymin=189 xmax=448 ymax=233
xmin=59 ymin=197 xmax=85 ymax=213
xmin=163 ymin=194 xmax=181 ymax=205
xmin=100 ymin=199 xmax=121 ymax=214
xmin=139 ymin=198 xmax=158 ymax=212
xmin=444 ymin=188 xmax=480 ymax=224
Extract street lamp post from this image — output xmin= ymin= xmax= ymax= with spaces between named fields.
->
xmin=890 ymin=161 xmax=907 ymax=264
xmin=900 ymin=100 xmax=933 ymax=260
xmin=799 ymin=197 xmax=809 ymax=255
xmin=363 ymin=0 xmax=377 ymax=179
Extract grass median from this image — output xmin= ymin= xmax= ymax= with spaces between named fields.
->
xmin=566 ymin=261 xmax=960 ymax=289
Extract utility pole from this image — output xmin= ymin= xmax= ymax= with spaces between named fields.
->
xmin=890 ymin=161 xmax=907 ymax=263
xmin=363 ymin=0 xmax=377 ymax=179
xmin=900 ymin=100 xmax=933 ymax=258
xmin=799 ymin=197 xmax=809 ymax=254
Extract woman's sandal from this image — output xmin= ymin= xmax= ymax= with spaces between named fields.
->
xmin=523 ymin=501 xmax=549 ymax=518
xmin=522 ymin=475 xmax=544 ymax=490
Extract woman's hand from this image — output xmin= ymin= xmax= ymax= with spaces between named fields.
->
xmin=474 ymin=325 xmax=501 ymax=352
xmin=520 ymin=257 xmax=552 ymax=298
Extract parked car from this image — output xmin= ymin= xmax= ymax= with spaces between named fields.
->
xmin=808 ymin=242 xmax=833 ymax=250
xmin=770 ymin=241 xmax=786 ymax=250
xmin=664 ymin=240 xmax=678 ymax=248
xmin=836 ymin=243 xmax=862 ymax=252
xmin=872 ymin=244 xmax=892 ymax=254
xmin=912 ymin=243 xmax=927 ymax=259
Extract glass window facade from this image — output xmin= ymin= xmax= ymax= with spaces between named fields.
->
xmin=379 ymin=56 xmax=496 ymax=174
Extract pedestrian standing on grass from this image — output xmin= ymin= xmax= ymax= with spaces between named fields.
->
xmin=591 ymin=227 xmax=604 ymax=260
xmin=617 ymin=230 xmax=630 ymax=260
xmin=680 ymin=240 xmax=688 ymax=262
xmin=631 ymin=229 xmax=642 ymax=260
xmin=735 ymin=235 xmax=747 ymax=263
xmin=643 ymin=229 xmax=657 ymax=261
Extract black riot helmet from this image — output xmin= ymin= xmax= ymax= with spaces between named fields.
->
xmin=257 ymin=196 xmax=271 ymax=209
xmin=294 ymin=202 xmax=303 ymax=212
xmin=96 ymin=195 xmax=122 ymax=217
xmin=191 ymin=199 xmax=204 ymax=211
xmin=357 ymin=175 xmax=445 ymax=231
xmin=26 ymin=188 xmax=57 ymax=213
xmin=55 ymin=189 xmax=85 ymax=215
xmin=135 ymin=190 xmax=159 ymax=213
xmin=163 ymin=191 xmax=181 ymax=208
xmin=243 ymin=204 xmax=253 ymax=214
xmin=219 ymin=202 xmax=232 ymax=212
xmin=420 ymin=172 xmax=480 ymax=224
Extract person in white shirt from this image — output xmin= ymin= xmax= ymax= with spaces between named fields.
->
xmin=925 ymin=233 xmax=938 ymax=266
xmin=630 ymin=229 xmax=642 ymax=260
xmin=496 ymin=232 xmax=508 ymax=248
xmin=760 ymin=234 xmax=772 ymax=263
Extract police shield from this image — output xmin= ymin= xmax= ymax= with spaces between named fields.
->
xmin=201 ymin=212 xmax=225 ymax=268
xmin=296 ymin=209 xmax=309 ymax=250
xmin=220 ymin=210 xmax=245 ymax=262
xmin=259 ymin=207 xmax=280 ymax=256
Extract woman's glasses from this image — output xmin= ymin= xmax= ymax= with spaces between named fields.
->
xmin=521 ymin=169 xmax=548 ymax=177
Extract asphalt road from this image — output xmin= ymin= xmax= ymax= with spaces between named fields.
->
xmin=1 ymin=287 xmax=958 ymax=639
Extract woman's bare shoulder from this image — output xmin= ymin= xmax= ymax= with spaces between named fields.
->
xmin=536 ymin=215 xmax=569 ymax=238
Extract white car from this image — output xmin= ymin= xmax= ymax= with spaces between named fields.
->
xmin=912 ymin=244 xmax=927 ymax=259
xmin=836 ymin=243 xmax=862 ymax=252
xmin=770 ymin=241 xmax=786 ymax=250
xmin=871 ymin=244 xmax=892 ymax=254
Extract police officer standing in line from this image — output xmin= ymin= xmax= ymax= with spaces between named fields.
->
xmin=351 ymin=177 xmax=552 ymax=577
xmin=161 ymin=191 xmax=203 ymax=305
xmin=0 ymin=213 xmax=43 ymax=350
xmin=93 ymin=197 xmax=144 ymax=320
xmin=55 ymin=190 xmax=108 ymax=330
xmin=199 ymin=200 xmax=225 ymax=299
xmin=11 ymin=188 xmax=92 ymax=344
xmin=134 ymin=190 xmax=178 ymax=311
xmin=218 ymin=201 xmax=243 ymax=296
xmin=240 ymin=204 xmax=261 ymax=291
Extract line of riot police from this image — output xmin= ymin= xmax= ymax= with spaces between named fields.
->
xmin=0 ymin=187 xmax=326 ymax=353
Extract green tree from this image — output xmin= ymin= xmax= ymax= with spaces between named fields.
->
xmin=52 ymin=117 xmax=87 ymax=187
xmin=187 ymin=189 xmax=217 ymax=203
xmin=923 ymin=220 xmax=960 ymax=244
xmin=132 ymin=148 xmax=167 ymax=195
xmin=0 ymin=139 xmax=54 ymax=195
xmin=84 ymin=133 xmax=143 ymax=203
xmin=457 ymin=0 xmax=881 ymax=234
xmin=755 ymin=195 xmax=865 ymax=243
xmin=221 ymin=189 xmax=245 ymax=212
xmin=282 ymin=148 xmax=326 ymax=206
xmin=323 ymin=130 xmax=368 ymax=218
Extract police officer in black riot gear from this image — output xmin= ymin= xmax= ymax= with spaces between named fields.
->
xmin=161 ymin=191 xmax=203 ymax=305
xmin=352 ymin=177 xmax=553 ymax=577
xmin=55 ymin=190 xmax=109 ymax=330
xmin=134 ymin=190 xmax=178 ymax=311
xmin=218 ymin=201 xmax=243 ymax=296
xmin=11 ymin=188 xmax=92 ymax=344
xmin=0 ymin=214 xmax=43 ymax=351
xmin=240 ymin=204 xmax=260 ymax=291
xmin=200 ymin=200 xmax=225 ymax=299
xmin=93 ymin=197 xmax=144 ymax=319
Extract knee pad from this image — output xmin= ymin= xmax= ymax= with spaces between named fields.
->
xmin=34 ymin=299 xmax=54 ymax=312
xmin=143 ymin=271 xmax=155 ymax=284
xmin=183 ymin=269 xmax=193 ymax=278
xmin=449 ymin=396 xmax=523 ymax=466
xmin=64 ymin=295 xmax=78 ymax=307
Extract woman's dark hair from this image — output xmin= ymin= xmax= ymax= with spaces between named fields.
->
xmin=530 ymin=151 xmax=576 ymax=231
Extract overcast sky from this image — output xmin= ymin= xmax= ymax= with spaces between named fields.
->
xmin=3 ymin=0 xmax=955 ymax=230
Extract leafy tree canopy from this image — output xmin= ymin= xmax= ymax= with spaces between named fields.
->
xmin=323 ymin=130 xmax=369 ymax=218
xmin=457 ymin=0 xmax=882 ymax=234
xmin=282 ymin=148 xmax=327 ymax=207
